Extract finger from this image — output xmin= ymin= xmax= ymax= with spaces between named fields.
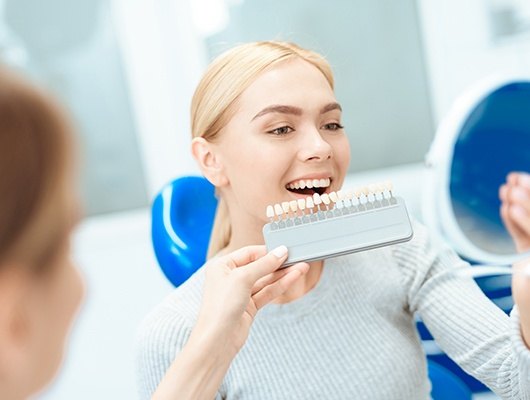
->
xmin=509 ymin=204 xmax=530 ymax=237
xmin=251 ymin=263 xmax=309 ymax=295
xmin=509 ymin=186 xmax=530 ymax=215
xmin=253 ymin=262 xmax=309 ymax=309
xmin=237 ymin=245 xmax=290 ymax=284
xmin=519 ymin=173 xmax=530 ymax=190
xmin=251 ymin=268 xmax=292 ymax=295
xmin=501 ymin=203 xmax=522 ymax=238
xmin=220 ymin=245 xmax=267 ymax=269
xmin=508 ymin=172 xmax=519 ymax=186
xmin=499 ymin=184 xmax=508 ymax=202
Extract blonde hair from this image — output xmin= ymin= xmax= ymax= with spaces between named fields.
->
xmin=190 ymin=41 xmax=334 ymax=258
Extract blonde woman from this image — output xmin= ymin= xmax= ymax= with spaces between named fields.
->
xmin=0 ymin=65 xmax=307 ymax=399
xmin=137 ymin=41 xmax=530 ymax=399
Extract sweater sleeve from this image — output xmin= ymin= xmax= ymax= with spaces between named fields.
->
xmin=135 ymin=306 xmax=193 ymax=400
xmin=393 ymin=219 xmax=530 ymax=399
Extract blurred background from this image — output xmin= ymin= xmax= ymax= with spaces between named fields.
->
xmin=1 ymin=0 xmax=530 ymax=398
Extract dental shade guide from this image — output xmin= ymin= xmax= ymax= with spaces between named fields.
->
xmin=263 ymin=181 xmax=414 ymax=267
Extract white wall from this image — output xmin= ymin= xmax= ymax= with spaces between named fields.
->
xmin=111 ymin=0 xmax=205 ymax=197
xmin=417 ymin=0 xmax=530 ymax=125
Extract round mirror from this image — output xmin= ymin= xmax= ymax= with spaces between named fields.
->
xmin=423 ymin=75 xmax=530 ymax=265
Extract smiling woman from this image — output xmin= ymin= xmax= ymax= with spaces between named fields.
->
xmin=190 ymin=42 xmax=349 ymax=259
xmin=137 ymin=41 xmax=530 ymax=400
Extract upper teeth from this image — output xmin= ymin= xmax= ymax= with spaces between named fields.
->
xmin=287 ymin=178 xmax=331 ymax=190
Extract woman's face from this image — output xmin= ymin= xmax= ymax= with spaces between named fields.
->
xmin=214 ymin=58 xmax=351 ymax=231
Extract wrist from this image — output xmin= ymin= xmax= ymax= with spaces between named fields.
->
xmin=188 ymin=319 xmax=240 ymax=361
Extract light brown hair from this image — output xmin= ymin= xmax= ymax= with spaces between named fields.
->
xmin=0 ymin=65 xmax=76 ymax=273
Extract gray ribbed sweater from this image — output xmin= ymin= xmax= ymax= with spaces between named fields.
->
xmin=136 ymin=221 xmax=530 ymax=399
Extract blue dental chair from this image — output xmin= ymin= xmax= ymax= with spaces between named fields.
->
xmin=151 ymin=175 xmax=472 ymax=400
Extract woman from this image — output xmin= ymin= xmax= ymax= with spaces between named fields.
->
xmin=137 ymin=41 xmax=530 ymax=399
xmin=0 ymin=64 xmax=308 ymax=399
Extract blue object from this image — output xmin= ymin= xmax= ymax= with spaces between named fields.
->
xmin=428 ymin=360 xmax=472 ymax=400
xmin=151 ymin=176 xmax=217 ymax=287
xmin=450 ymin=81 xmax=530 ymax=257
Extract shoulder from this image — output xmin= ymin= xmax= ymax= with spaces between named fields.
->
xmin=136 ymin=267 xmax=205 ymax=362
xmin=138 ymin=266 xmax=205 ymax=339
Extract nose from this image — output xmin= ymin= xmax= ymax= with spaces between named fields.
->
xmin=297 ymin=127 xmax=332 ymax=162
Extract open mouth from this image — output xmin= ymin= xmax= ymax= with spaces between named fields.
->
xmin=285 ymin=177 xmax=331 ymax=196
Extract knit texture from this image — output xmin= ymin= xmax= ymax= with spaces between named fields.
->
xmin=136 ymin=220 xmax=530 ymax=399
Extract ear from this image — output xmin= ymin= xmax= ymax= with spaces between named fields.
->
xmin=0 ymin=265 xmax=32 ymax=382
xmin=191 ymin=137 xmax=229 ymax=187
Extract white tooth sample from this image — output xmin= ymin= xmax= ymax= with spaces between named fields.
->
xmin=313 ymin=193 xmax=322 ymax=205
xmin=306 ymin=196 xmax=314 ymax=208
xmin=274 ymin=204 xmax=283 ymax=216
xmin=337 ymin=190 xmax=345 ymax=200
xmin=385 ymin=180 xmax=393 ymax=192
xmin=321 ymin=193 xmax=330 ymax=205
xmin=306 ymin=180 xmax=313 ymax=189
xmin=289 ymin=200 xmax=298 ymax=212
xmin=377 ymin=182 xmax=385 ymax=193
xmin=353 ymin=188 xmax=362 ymax=198
xmin=329 ymin=192 xmax=338 ymax=203
xmin=368 ymin=184 xmax=377 ymax=194
xmin=345 ymin=189 xmax=354 ymax=200
xmin=361 ymin=186 xmax=370 ymax=196
xmin=266 ymin=205 xmax=274 ymax=218
xmin=297 ymin=199 xmax=306 ymax=210
xmin=312 ymin=179 xmax=320 ymax=188
xmin=282 ymin=201 xmax=290 ymax=213
xmin=319 ymin=179 xmax=327 ymax=187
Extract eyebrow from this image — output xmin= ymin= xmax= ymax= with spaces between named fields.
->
xmin=251 ymin=102 xmax=342 ymax=121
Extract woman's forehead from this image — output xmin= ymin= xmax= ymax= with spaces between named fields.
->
xmin=237 ymin=60 xmax=336 ymax=118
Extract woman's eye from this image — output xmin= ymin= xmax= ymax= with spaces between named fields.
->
xmin=267 ymin=125 xmax=294 ymax=135
xmin=322 ymin=122 xmax=344 ymax=131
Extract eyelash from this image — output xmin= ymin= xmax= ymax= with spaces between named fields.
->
xmin=266 ymin=123 xmax=344 ymax=136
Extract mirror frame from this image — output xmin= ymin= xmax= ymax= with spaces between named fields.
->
xmin=423 ymin=74 xmax=530 ymax=265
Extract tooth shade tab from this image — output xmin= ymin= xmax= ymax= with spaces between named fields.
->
xmin=267 ymin=180 xmax=398 ymax=225
xmin=361 ymin=186 xmax=370 ymax=196
xmin=297 ymin=199 xmax=306 ymax=210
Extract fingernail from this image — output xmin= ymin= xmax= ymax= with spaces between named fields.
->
xmin=271 ymin=245 xmax=288 ymax=258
